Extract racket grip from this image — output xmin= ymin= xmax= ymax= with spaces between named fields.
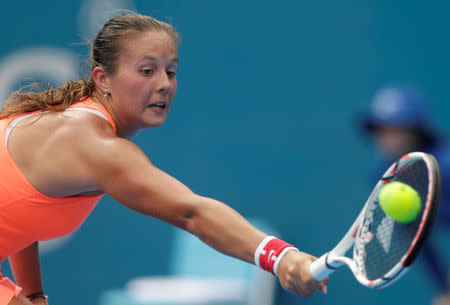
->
xmin=310 ymin=253 xmax=335 ymax=281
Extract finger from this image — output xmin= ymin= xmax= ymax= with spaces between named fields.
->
xmin=319 ymin=276 xmax=329 ymax=294
xmin=319 ymin=283 xmax=328 ymax=294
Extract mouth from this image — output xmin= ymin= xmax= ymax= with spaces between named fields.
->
xmin=148 ymin=102 xmax=168 ymax=112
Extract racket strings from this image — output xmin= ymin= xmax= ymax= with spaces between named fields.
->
xmin=355 ymin=158 xmax=429 ymax=281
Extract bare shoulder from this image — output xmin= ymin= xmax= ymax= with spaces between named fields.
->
xmin=53 ymin=108 xmax=117 ymax=140
xmin=42 ymin=109 xmax=144 ymax=165
xmin=50 ymin=110 xmax=150 ymax=180
xmin=16 ymin=109 xmax=120 ymax=157
xmin=8 ymin=109 xmax=144 ymax=197
xmin=56 ymin=110 xmax=142 ymax=154
xmin=59 ymin=110 xmax=154 ymax=195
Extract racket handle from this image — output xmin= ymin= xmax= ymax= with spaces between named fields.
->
xmin=310 ymin=253 xmax=336 ymax=281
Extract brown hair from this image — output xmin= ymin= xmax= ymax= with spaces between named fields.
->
xmin=0 ymin=13 xmax=180 ymax=119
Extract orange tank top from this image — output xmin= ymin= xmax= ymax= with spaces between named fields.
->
xmin=0 ymin=99 xmax=116 ymax=261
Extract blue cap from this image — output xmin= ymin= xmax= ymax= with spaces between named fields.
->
xmin=360 ymin=85 xmax=433 ymax=134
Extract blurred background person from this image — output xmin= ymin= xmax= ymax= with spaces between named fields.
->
xmin=358 ymin=84 xmax=450 ymax=304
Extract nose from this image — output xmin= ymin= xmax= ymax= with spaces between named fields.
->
xmin=156 ymin=70 xmax=171 ymax=95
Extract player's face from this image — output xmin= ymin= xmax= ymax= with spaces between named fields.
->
xmin=373 ymin=126 xmax=420 ymax=158
xmin=108 ymin=30 xmax=178 ymax=137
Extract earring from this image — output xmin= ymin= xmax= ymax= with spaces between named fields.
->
xmin=104 ymin=88 xmax=109 ymax=98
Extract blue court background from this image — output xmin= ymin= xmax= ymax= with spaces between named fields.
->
xmin=0 ymin=1 xmax=449 ymax=305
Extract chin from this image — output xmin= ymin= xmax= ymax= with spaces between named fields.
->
xmin=145 ymin=118 xmax=167 ymax=128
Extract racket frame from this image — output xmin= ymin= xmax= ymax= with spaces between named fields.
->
xmin=310 ymin=152 xmax=441 ymax=289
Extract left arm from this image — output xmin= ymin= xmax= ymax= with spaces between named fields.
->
xmin=8 ymin=242 xmax=48 ymax=304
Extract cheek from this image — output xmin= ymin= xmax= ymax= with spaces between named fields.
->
xmin=112 ymin=75 xmax=153 ymax=109
xmin=118 ymin=75 xmax=145 ymax=96
xmin=110 ymin=77 xmax=145 ymax=114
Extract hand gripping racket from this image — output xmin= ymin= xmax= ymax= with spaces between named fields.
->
xmin=310 ymin=152 xmax=441 ymax=289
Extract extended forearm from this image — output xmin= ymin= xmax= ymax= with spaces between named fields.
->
xmin=8 ymin=242 xmax=44 ymax=296
xmin=184 ymin=195 xmax=266 ymax=264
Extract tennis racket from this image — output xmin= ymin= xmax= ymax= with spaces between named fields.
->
xmin=310 ymin=152 xmax=441 ymax=289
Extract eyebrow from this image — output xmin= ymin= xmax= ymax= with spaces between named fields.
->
xmin=139 ymin=56 xmax=178 ymax=65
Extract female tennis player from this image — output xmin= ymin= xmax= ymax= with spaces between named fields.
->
xmin=0 ymin=13 xmax=327 ymax=305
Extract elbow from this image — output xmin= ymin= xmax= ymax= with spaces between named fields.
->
xmin=176 ymin=194 xmax=205 ymax=236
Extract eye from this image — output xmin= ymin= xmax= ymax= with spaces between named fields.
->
xmin=167 ymin=70 xmax=176 ymax=78
xmin=141 ymin=69 xmax=153 ymax=75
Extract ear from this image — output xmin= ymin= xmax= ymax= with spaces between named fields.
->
xmin=91 ymin=66 xmax=110 ymax=91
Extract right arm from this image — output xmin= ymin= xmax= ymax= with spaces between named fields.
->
xmin=73 ymin=120 xmax=327 ymax=297
xmin=88 ymin=136 xmax=266 ymax=264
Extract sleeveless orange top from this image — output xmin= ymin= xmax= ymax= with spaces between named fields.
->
xmin=0 ymin=99 xmax=116 ymax=261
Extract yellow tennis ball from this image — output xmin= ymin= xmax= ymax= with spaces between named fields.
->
xmin=378 ymin=181 xmax=422 ymax=223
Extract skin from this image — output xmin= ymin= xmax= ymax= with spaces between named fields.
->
xmin=433 ymin=293 xmax=450 ymax=305
xmin=372 ymin=126 xmax=450 ymax=301
xmin=372 ymin=126 xmax=421 ymax=158
xmin=6 ymin=30 xmax=327 ymax=304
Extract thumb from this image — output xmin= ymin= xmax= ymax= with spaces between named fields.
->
xmin=319 ymin=283 xmax=328 ymax=294
xmin=319 ymin=277 xmax=328 ymax=294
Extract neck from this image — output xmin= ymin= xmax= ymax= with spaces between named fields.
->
xmin=90 ymin=93 xmax=139 ymax=139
